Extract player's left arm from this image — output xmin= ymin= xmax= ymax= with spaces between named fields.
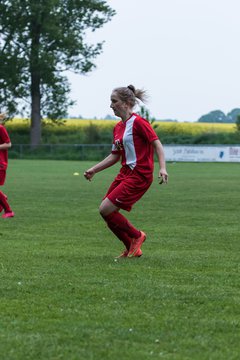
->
xmin=137 ymin=119 xmax=168 ymax=184
xmin=84 ymin=153 xmax=120 ymax=181
xmin=152 ymin=139 xmax=168 ymax=184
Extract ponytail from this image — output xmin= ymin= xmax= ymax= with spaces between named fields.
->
xmin=113 ymin=85 xmax=148 ymax=108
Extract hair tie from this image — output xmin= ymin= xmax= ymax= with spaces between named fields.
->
xmin=127 ymin=85 xmax=135 ymax=94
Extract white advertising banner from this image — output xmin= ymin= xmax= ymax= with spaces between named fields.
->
xmin=164 ymin=145 xmax=240 ymax=162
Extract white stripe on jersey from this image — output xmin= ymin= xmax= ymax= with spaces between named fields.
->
xmin=123 ymin=115 xmax=137 ymax=170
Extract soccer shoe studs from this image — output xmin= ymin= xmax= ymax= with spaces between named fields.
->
xmin=115 ymin=248 xmax=143 ymax=259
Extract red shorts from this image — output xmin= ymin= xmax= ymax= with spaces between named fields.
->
xmin=0 ymin=170 xmax=6 ymax=186
xmin=105 ymin=166 xmax=152 ymax=212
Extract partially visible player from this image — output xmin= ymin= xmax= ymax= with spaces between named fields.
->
xmin=84 ymin=85 xmax=168 ymax=258
xmin=0 ymin=113 xmax=14 ymax=218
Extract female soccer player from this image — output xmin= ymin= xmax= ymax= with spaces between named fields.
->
xmin=0 ymin=113 xmax=14 ymax=218
xmin=84 ymin=85 xmax=168 ymax=258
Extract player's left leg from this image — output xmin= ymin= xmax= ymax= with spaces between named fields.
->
xmin=99 ymin=198 xmax=144 ymax=257
xmin=100 ymin=198 xmax=141 ymax=239
xmin=100 ymin=171 xmax=151 ymax=257
xmin=99 ymin=198 xmax=132 ymax=253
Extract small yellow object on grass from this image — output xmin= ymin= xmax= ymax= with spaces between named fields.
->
xmin=73 ymin=172 xmax=79 ymax=176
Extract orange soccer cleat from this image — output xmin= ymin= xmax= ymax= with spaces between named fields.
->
xmin=2 ymin=211 xmax=15 ymax=219
xmin=127 ymin=231 xmax=146 ymax=257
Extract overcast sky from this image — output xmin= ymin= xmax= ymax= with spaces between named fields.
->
xmin=67 ymin=0 xmax=240 ymax=122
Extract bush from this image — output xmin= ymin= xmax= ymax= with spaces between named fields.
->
xmin=5 ymin=118 xmax=239 ymax=160
xmin=236 ymin=115 xmax=240 ymax=132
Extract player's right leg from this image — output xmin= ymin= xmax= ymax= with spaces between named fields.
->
xmin=0 ymin=171 xmax=14 ymax=218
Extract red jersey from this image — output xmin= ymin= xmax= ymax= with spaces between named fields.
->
xmin=0 ymin=125 xmax=10 ymax=169
xmin=111 ymin=113 xmax=159 ymax=179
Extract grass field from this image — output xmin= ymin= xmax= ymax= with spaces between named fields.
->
xmin=0 ymin=160 xmax=240 ymax=360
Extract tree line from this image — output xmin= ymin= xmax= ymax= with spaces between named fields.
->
xmin=1 ymin=1 xmax=239 ymax=147
xmin=0 ymin=0 xmax=115 ymax=146
xmin=197 ymin=109 xmax=240 ymax=123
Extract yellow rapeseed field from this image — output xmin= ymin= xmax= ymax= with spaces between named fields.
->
xmin=63 ymin=119 xmax=236 ymax=134
xmin=7 ymin=118 xmax=236 ymax=135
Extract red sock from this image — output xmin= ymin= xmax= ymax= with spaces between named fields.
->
xmin=104 ymin=211 xmax=141 ymax=240
xmin=0 ymin=191 xmax=11 ymax=213
xmin=106 ymin=221 xmax=132 ymax=250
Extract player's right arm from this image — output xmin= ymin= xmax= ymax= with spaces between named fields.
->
xmin=84 ymin=153 xmax=120 ymax=181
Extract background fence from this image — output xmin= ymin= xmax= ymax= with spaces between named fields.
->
xmin=8 ymin=144 xmax=240 ymax=162
xmin=9 ymin=144 xmax=112 ymax=161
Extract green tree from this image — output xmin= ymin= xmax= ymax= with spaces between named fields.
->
xmin=236 ymin=115 xmax=240 ymax=132
xmin=0 ymin=0 xmax=115 ymax=146
xmin=198 ymin=110 xmax=227 ymax=123
xmin=227 ymin=108 xmax=240 ymax=123
xmin=138 ymin=106 xmax=156 ymax=126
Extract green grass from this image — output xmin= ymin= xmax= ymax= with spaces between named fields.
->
xmin=0 ymin=160 xmax=240 ymax=360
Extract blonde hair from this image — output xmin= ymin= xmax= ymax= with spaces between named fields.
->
xmin=113 ymin=85 xmax=148 ymax=108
